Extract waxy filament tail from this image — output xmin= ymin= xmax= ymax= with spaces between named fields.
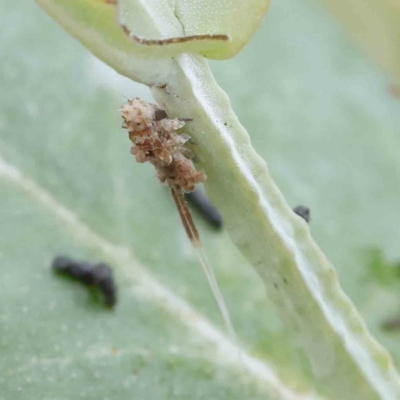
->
xmin=170 ymin=187 xmax=239 ymax=350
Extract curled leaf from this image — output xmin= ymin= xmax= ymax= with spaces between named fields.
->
xmin=37 ymin=0 xmax=269 ymax=61
xmin=117 ymin=0 xmax=270 ymax=59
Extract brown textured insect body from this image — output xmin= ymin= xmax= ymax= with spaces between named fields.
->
xmin=121 ymin=98 xmax=205 ymax=246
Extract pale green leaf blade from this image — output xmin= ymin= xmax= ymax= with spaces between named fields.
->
xmin=5 ymin=0 xmax=400 ymax=399
xmin=320 ymin=0 xmax=400 ymax=82
xmin=0 ymin=1 xmax=316 ymax=399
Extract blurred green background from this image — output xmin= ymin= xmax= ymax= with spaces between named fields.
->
xmin=1 ymin=0 xmax=400 ymax=399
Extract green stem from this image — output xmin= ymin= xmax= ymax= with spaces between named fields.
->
xmin=152 ymin=54 xmax=400 ymax=399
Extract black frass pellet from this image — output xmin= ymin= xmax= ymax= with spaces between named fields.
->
xmin=52 ymin=256 xmax=117 ymax=307
xmin=184 ymin=189 xmax=223 ymax=229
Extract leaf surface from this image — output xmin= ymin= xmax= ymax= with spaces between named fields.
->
xmin=3 ymin=0 xmax=400 ymax=399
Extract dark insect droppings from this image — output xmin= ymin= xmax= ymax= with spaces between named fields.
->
xmin=293 ymin=205 xmax=311 ymax=223
xmin=154 ymin=108 xmax=168 ymax=121
xmin=184 ymin=188 xmax=223 ymax=229
xmin=52 ymin=256 xmax=117 ymax=307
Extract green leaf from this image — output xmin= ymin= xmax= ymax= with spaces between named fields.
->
xmin=118 ymin=0 xmax=270 ymax=59
xmin=320 ymin=0 xmax=400 ymax=82
xmin=36 ymin=0 xmax=270 ymax=62
xmin=4 ymin=0 xmax=400 ymax=399
xmin=1 ymin=2 xmax=311 ymax=398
